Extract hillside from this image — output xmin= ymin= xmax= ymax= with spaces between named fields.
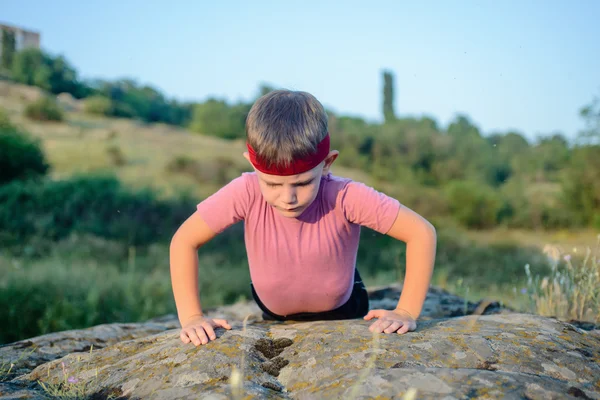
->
xmin=0 ymin=81 xmax=373 ymax=201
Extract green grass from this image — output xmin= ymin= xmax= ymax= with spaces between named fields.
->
xmin=0 ymin=226 xmax=561 ymax=345
xmin=0 ymin=235 xmax=252 ymax=344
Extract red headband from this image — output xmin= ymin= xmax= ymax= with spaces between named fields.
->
xmin=247 ymin=133 xmax=330 ymax=176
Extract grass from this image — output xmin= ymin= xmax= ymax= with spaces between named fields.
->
xmin=35 ymin=346 xmax=122 ymax=400
xmin=0 ymin=226 xmax=563 ymax=345
xmin=0 ymin=236 xmax=252 ymax=344
xmin=524 ymin=236 xmax=600 ymax=323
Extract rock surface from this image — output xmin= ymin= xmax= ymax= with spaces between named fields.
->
xmin=1 ymin=285 xmax=598 ymax=399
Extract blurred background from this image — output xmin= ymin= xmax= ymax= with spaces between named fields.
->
xmin=1 ymin=1 xmax=599 ymax=344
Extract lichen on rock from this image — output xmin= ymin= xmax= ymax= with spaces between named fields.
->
xmin=1 ymin=286 xmax=599 ymax=399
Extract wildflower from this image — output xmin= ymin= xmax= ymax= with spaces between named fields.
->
xmin=521 ymin=288 xmax=527 ymax=294
xmin=67 ymin=376 xmax=79 ymax=384
xmin=564 ymin=255 xmax=571 ymax=262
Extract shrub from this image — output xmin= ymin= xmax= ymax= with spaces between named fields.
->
xmin=0 ymin=123 xmax=49 ymax=185
xmin=445 ymin=180 xmax=502 ymax=229
xmin=24 ymin=96 xmax=64 ymax=121
xmin=0 ymin=175 xmax=195 ymax=248
xmin=83 ymin=95 xmax=112 ymax=115
xmin=106 ymin=144 xmax=126 ymax=166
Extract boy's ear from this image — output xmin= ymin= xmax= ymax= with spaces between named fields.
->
xmin=243 ymin=152 xmax=257 ymax=171
xmin=322 ymin=150 xmax=339 ymax=175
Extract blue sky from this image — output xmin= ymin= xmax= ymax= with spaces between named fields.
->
xmin=2 ymin=0 xmax=599 ymax=141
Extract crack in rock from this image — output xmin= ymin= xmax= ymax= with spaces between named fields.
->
xmin=254 ymin=337 xmax=294 ymax=386
xmin=254 ymin=338 xmax=293 ymax=359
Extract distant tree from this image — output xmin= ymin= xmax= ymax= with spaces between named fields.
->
xmin=88 ymin=79 xmax=192 ymax=125
xmin=190 ymin=99 xmax=250 ymax=139
xmin=485 ymin=131 xmax=530 ymax=186
xmin=1 ymin=29 xmax=16 ymax=70
xmin=11 ymin=48 xmax=89 ymax=98
xmin=445 ymin=180 xmax=502 ymax=229
xmin=258 ymin=83 xmax=276 ymax=98
xmin=562 ymin=145 xmax=600 ymax=227
xmin=562 ymin=93 xmax=600 ymax=227
xmin=382 ymin=70 xmax=396 ymax=123
xmin=579 ymin=91 xmax=600 ymax=145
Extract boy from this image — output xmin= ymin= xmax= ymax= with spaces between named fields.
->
xmin=170 ymin=90 xmax=437 ymax=347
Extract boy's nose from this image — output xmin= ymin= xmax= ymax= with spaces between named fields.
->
xmin=282 ymin=188 xmax=297 ymax=204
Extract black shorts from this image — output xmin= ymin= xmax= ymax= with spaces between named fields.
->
xmin=250 ymin=268 xmax=369 ymax=321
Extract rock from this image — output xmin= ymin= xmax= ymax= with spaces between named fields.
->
xmin=2 ymin=287 xmax=599 ymax=399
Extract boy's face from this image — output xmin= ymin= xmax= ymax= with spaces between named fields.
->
xmin=244 ymin=151 xmax=338 ymax=218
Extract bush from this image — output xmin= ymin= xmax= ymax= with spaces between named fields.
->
xmin=83 ymin=95 xmax=112 ymax=115
xmin=24 ymin=96 xmax=64 ymax=121
xmin=0 ymin=175 xmax=196 ymax=249
xmin=0 ymin=122 xmax=49 ymax=185
xmin=445 ymin=180 xmax=502 ymax=229
xmin=106 ymin=144 xmax=126 ymax=166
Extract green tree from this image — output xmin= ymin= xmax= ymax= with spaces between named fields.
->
xmin=190 ymin=99 xmax=250 ymax=139
xmin=562 ymin=145 xmax=600 ymax=227
xmin=0 ymin=117 xmax=49 ymax=184
xmin=579 ymin=91 xmax=600 ymax=145
xmin=382 ymin=70 xmax=396 ymax=123
xmin=445 ymin=180 xmax=502 ymax=229
xmin=258 ymin=83 xmax=276 ymax=98
xmin=435 ymin=115 xmax=491 ymax=184
xmin=90 ymin=79 xmax=192 ymax=125
xmin=11 ymin=48 xmax=88 ymax=98
xmin=1 ymin=29 xmax=16 ymax=70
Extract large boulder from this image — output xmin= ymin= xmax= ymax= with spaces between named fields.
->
xmin=1 ymin=285 xmax=598 ymax=399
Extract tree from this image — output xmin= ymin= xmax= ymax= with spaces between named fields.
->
xmin=258 ymin=83 xmax=276 ymax=98
xmin=11 ymin=48 xmax=89 ymax=98
xmin=190 ymin=99 xmax=249 ymax=139
xmin=1 ymin=29 xmax=16 ymax=70
xmin=579 ymin=90 xmax=600 ymax=145
xmin=382 ymin=70 xmax=396 ymax=123
xmin=562 ymin=145 xmax=600 ymax=227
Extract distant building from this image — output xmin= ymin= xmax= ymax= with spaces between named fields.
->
xmin=0 ymin=23 xmax=41 ymax=58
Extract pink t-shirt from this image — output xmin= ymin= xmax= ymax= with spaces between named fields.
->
xmin=196 ymin=172 xmax=400 ymax=316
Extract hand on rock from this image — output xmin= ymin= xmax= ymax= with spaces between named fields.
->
xmin=364 ymin=309 xmax=417 ymax=335
xmin=180 ymin=316 xmax=232 ymax=346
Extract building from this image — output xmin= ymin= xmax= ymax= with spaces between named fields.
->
xmin=0 ymin=23 xmax=41 ymax=58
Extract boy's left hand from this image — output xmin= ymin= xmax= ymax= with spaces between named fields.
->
xmin=364 ymin=309 xmax=417 ymax=335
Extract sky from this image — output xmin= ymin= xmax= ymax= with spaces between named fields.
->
xmin=2 ymin=0 xmax=599 ymax=141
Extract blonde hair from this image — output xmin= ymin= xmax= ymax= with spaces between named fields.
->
xmin=246 ymin=90 xmax=328 ymax=166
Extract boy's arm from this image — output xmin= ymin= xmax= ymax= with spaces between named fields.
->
xmin=385 ymin=205 xmax=437 ymax=319
xmin=169 ymin=211 xmax=218 ymax=326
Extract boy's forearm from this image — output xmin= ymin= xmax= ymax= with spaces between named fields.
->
xmin=395 ymin=226 xmax=437 ymax=319
xmin=170 ymin=240 xmax=204 ymax=326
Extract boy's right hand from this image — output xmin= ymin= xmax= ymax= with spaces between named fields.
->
xmin=180 ymin=316 xmax=232 ymax=346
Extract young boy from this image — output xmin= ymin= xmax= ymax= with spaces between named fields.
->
xmin=170 ymin=90 xmax=437 ymax=347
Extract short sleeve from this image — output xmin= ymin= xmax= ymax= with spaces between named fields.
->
xmin=196 ymin=173 xmax=254 ymax=234
xmin=338 ymin=181 xmax=401 ymax=234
